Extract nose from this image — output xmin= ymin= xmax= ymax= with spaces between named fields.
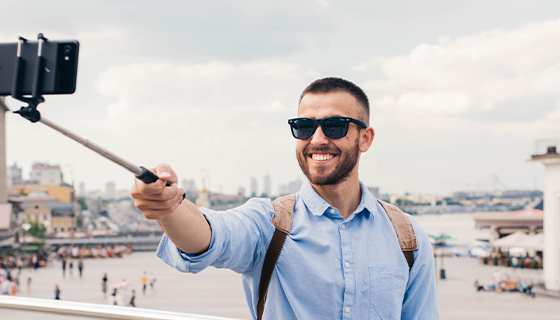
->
xmin=310 ymin=125 xmax=329 ymax=145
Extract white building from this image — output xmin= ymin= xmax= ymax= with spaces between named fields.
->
xmin=250 ymin=177 xmax=258 ymax=197
xmin=263 ymin=174 xmax=271 ymax=197
xmin=531 ymin=145 xmax=560 ymax=292
xmin=79 ymin=182 xmax=85 ymax=197
xmin=105 ymin=182 xmax=116 ymax=200
xmin=30 ymin=163 xmax=63 ymax=186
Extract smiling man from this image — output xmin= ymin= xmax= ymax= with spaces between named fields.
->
xmin=132 ymin=77 xmax=439 ymax=319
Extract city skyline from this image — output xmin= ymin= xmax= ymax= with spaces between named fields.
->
xmin=1 ymin=1 xmax=558 ymax=196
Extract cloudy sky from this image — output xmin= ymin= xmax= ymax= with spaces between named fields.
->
xmin=1 ymin=0 xmax=559 ymax=196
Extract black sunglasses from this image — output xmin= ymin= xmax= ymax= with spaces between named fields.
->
xmin=288 ymin=116 xmax=367 ymax=140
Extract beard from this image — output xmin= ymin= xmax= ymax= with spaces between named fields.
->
xmin=297 ymin=137 xmax=360 ymax=186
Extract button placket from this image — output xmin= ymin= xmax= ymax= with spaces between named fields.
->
xmin=339 ymin=220 xmax=354 ymax=319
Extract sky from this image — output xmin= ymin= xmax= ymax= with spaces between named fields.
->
xmin=1 ymin=0 xmax=559 ymax=196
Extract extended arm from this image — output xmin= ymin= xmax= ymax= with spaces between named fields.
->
xmin=131 ymin=163 xmax=211 ymax=254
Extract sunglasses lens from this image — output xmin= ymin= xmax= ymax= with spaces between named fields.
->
xmin=322 ymin=118 xmax=348 ymax=139
xmin=291 ymin=119 xmax=316 ymax=139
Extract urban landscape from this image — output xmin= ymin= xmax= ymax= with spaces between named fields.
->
xmin=1 ymin=1 xmax=560 ymax=319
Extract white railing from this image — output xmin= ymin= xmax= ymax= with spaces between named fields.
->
xmin=0 ymin=296 xmax=243 ymax=320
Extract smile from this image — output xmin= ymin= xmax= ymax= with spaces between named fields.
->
xmin=311 ymin=154 xmax=335 ymax=161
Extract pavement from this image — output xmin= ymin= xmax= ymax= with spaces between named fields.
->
xmin=2 ymin=252 xmax=560 ymax=319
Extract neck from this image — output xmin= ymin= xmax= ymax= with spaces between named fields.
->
xmin=311 ymin=171 xmax=362 ymax=220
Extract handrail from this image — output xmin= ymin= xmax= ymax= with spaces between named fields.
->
xmin=0 ymin=296 xmax=243 ymax=320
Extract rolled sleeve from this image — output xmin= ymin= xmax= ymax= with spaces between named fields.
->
xmin=156 ymin=198 xmax=276 ymax=275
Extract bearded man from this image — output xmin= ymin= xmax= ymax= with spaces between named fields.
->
xmin=132 ymin=77 xmax=440 ymax=319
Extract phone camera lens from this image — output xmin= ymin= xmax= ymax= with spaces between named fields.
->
xmin=63 ymin=45 xmax=72 ymax=55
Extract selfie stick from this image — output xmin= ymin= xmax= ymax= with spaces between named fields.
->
xmin=9 ymin=34 xmax=176 ymax=188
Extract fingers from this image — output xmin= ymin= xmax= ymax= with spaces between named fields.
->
xmin=131 ymin=163 xmax=184 ymax=220
xmin=154 ymin=163 xmax=178 ymax=184
xmin=134 ymin=188 xmax=185 ymax=220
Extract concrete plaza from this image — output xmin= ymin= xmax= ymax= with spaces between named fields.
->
xmin=2 ymin=252 xmax=560 ymax=319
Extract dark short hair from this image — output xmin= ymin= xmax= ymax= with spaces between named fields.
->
xmin=299 ymin=77 xmax=370 ymax=125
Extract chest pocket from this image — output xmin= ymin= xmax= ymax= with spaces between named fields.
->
xmin=369 ymin=266 xmax=408 ymax=320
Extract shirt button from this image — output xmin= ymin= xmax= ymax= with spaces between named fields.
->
xmin=330 ymin=208 xmax=335 ymax=214
xmin=341 ymin=224 xmax=346 ymax=229
xmin=345 ymin=307 xmax=350 ymax=313
xmin=345 ymin=262 xmax=350 ymax=268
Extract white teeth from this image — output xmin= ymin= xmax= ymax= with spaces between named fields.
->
xmin=312 ymin=154 xmax=334 ymax=161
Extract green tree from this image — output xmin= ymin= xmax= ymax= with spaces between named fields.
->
xmin=76 ymin=215 xmax=83 ymax=229
xmin=27 ymin=220 xmax=44 ymax=238
xmin=77 ymin=197 xmax=88 ymax=210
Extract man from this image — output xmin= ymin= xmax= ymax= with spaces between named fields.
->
xmin=141 ymin=271 xmax=147 ymax=294
xmin=132 ymin=78 xmax=439 ymax=319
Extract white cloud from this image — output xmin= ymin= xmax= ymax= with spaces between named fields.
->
xmin=358 ymin=18 xmax=560 ymax=137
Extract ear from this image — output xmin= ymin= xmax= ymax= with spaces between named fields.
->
xmin=359 ymin=127 xmax=375 ymax=152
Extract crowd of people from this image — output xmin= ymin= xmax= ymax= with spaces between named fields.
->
xmin=0 ymin=243 xmax=134 ymax=299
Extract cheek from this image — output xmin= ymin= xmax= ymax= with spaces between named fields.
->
xmin=296 ymin=141 xmax=307 ymax=154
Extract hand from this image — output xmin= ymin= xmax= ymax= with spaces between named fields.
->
xmin=131 ymin=163 xmax=185 ymax=221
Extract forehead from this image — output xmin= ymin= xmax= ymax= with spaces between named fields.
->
xmin=298 ymin=91 xmax=360 ymax=119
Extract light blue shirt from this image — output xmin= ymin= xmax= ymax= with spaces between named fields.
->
xmin=157 ymin=180 xmax=439 ymax=319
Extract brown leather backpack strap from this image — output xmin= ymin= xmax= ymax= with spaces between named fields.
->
xmin=376 ymin=199 xmax=418 ymax=270
xmin=257 ymin=194 xmax=295 ymax=320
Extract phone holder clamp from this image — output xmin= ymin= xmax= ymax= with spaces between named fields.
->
xmin=11 ymin=33 xmax=48 ymax=123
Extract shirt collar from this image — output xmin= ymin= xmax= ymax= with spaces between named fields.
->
xmin=299 ymin=179 xmax=378 ymax=217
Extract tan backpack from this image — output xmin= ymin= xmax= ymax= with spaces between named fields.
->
xmin=256 ymin=194 xmax=418 ymax=320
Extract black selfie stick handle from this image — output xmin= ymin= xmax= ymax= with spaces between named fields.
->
xmin=136 ymin=166 xmax=172 ymax=186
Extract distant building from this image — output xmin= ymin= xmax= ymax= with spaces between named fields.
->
xmin=10 ymin=184 xmax=79 ymax=233
xmin=78 ymin=182 xmax=85 ymax=197
xmin=0 ymin=97 xmax=9 ymax=202
xmin=531 ymin=143 xmax=560 ymax=292
xmin=9 ymin=163 xmax=23 ymax=185
xmin=263 ymin=174 xmax=271 ymax=197
xmin=30 ymin=163 xmax=63 ymax=186
xmin=278 ymin=178 xmax=303 ymax=196
xmin=250 ymin=177 xmax=258 ymax=197
xmin=238 ymin=186 xmax=246 ymax=197
xmin=182 ymin=178 xmax=197 ymax=194
xmin=196 ymin=180 xmax=211 ymax=208
xmin=367 ymin=187 xmax=380 ymax=198
xmin=105 ymin=182 xmax=116 ymax=200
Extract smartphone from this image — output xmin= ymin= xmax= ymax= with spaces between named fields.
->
xmin=0 ymin=40 xmax=79 ymax=96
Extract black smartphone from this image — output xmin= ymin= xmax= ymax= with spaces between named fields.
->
xmin=0 ymin=39 xmax=79 ymax=96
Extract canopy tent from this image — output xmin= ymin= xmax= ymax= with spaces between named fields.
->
xmin=523 ymin=232 xmax=544 ymax=251
xmin=491 ymin=231 xmax=544 ymax=251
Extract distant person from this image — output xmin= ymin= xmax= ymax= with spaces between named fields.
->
xmin=78 ymin=258 xmax=84 ymax=278
xmin=27 ymin=270 xmax=33 ymax=293
xmin=32 ymin=255 xmax=39 ymax=270
xmin=61 ymin=255 xmax=67 ymax=278
xmin=1 ymin=277 xmax=9 ymax=295
xmin=148 ymin=272 xmax=156 ymax=291
xmin=9 ymin=277 xmax=18 ymax=295
xmin=141 ymin=272 xmax=147 ymax=294
xmin=68 ymin=258 xmax=74 ymax=278
xmin=132 ymin=78 xmax=440 ymax=319
xmin=511 ymin=256 xmax=518 ymax=270
xmin=491 ymin=270 xmax=502 ymax=291
xmin=16 ymin=257 xmax=23 ymax=274
xmin=55 ymin=285 xmax=61 ymax=300
xmin=128 ymin=290 xmax=136 ymax=307
xmin=474 ymin=279 xmax=485 ymax=291
xmin=102 ymin=273 xmax=108 ymax=298
xmin=111 ymin=287 xmax=118 ymax=305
